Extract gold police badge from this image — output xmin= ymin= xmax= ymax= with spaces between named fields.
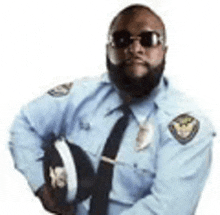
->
xmin=135 ymin=123 xmax=154 ymax=151
xmin=168 ymin=114 xmax=199 ymax=145
xmin=47 ymin=82 xmax=73 ymax=97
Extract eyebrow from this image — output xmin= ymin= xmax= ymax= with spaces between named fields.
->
xmin=112 ymin=30 xmax=162 ymax=36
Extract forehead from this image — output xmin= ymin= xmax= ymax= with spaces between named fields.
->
xmin=110 ymin=9 xmax=164 ymax=35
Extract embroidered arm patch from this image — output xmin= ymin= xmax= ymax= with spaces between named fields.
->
xmin=47 ymin=82 xmax=73 ymax=97
xmin=168 ymin=114 xmax=200 ymax=145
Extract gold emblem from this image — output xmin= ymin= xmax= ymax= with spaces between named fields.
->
xmin=135 ymin=123 xmax=154 ymax=151
xmin=168 ymin=114 xmax=199 ymax=145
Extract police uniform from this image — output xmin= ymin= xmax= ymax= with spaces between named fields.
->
xmin=9 ymin=73 xmax=215 ymax=215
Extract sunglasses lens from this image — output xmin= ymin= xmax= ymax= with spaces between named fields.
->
xmin=111 ymin=31 xmax=160 ymax=48
xmin=140 ymin=32 xmax=155 ymax=47
xmin=112 ymin=31 xmax=131 ymax=48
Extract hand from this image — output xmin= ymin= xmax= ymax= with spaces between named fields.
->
xmin=36 ymin=184 xmax=75 ymax=215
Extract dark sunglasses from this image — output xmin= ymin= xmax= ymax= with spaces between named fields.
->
xmin=109 ymin=30 xmax=163 ymax=49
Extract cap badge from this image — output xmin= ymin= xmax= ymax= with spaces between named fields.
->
xmin=49 ymin=166 xmax=67 ymax=189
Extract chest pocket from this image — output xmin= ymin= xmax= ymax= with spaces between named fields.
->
xmin=67 ymin=113 xmax=118 ymax=167
xmin=69 ymin=115 xmax=101 ymax=154
xmin=110 ymin=142 xmax=157 ymax=205
xmin=106 ymin=120 xmax=159 ymax=205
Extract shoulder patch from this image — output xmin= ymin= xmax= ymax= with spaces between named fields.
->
xmin=168 ymin=114 xmax=200 ymax=145
xmin=47 ymin=82 xmax=73 ymax=97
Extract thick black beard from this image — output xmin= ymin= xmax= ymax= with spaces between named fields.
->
xmin=107 ymin=56 xmax=166 ymax=98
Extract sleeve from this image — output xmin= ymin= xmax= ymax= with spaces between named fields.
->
xmin=9 ymin=87 xmax=73 ymax=193
xmin=121 ymin=113 xmax=215 ymax=215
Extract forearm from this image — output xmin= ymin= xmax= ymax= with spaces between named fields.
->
xmin=36 ymin=184 xmax=76 ymax=214
xmin=9 ymin=94 xmax=68 ymax=192
xmin=9 ymin=110 xmax=46 ymax=192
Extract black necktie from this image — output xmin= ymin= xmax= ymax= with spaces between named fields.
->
xmin=89 ymin=105 xmax=131 ymax=215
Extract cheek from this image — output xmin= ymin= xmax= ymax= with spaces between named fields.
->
xmin=146 ymin=49 xmax=164 ymax=66
xmin=108 ymin=48 xmax=126 ymax=65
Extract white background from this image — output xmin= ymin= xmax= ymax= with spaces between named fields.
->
xmin=0 ymin=0 xmax=219 ymax=214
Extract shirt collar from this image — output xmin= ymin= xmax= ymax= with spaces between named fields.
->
xmin=129 ymin=77 xmax=168 ymax=124
xmin=100 ymin=73 xmax=111 ymax=84
xmin=100 ymin=72 xmax=168 ymax=122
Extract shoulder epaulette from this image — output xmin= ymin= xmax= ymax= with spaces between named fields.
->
xmin=47 ymin=82 xmax=73 ymax=97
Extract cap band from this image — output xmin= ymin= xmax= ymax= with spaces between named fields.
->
xmin=54 ymin=139 xmax=78 ymax=202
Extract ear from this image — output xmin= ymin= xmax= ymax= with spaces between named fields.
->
xmin=106 ymin=43 xmax=110 ymax=54
xmin=106 ymin=43 xmax=112 ymax=59
xmin=163 ymin=45 xmax=168 ymax=54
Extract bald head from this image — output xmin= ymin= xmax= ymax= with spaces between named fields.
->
xmin=108 ymin=4 xmax=166 ymax=45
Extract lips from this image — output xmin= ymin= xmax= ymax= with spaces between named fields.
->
xmin=125 ymin=58 xmax=145 ymax=65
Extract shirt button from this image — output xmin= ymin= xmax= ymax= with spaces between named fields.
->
xmin=133 ymin=163 xmax=138 ymax=168
xmin=80 ymin=120 xmax=91 ymax=130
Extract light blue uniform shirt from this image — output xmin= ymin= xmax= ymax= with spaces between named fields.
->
xmin=9 ymin=73 xmax=215 ymax=215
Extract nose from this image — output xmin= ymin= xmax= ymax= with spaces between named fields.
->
xmin=127 ymin=38 xmax=145 ymax=55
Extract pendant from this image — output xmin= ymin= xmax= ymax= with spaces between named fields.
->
xmin=135 ymin=123 xmax=154 ymax=151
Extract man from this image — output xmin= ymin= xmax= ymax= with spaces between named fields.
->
xmin=9 ymin=4 xmax=215 ymax=215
